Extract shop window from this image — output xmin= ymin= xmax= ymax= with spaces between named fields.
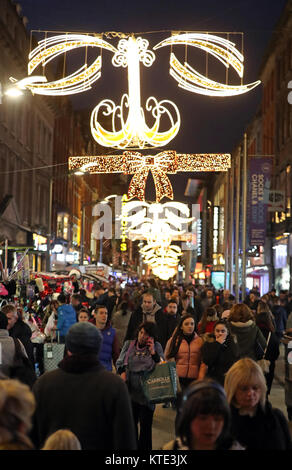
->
xmin=57 ymin=213 xmax=69 ymax=240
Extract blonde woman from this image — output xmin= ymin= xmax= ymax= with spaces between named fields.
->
xmin=0 ymin=379 xmax=35 ymax=450
xmin=224 ymin=358 xmax=292 ymax=450
xmin=42 ymin=429 xmax=81 ymax=450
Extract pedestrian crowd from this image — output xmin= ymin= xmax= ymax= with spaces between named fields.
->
xmin=0 ymin=274 xmax=292 ymax=451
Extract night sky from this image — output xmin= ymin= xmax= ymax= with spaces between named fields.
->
xmin=17 ymin=0 xmax=288 ymax=201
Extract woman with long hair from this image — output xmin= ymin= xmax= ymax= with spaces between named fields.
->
xmin=165 ymin=315 xmax=207 ymax=391
xmin=197 ymin=307 xmax=219 ymax=335
xmin=224 ymin=358 xmax=291 ymax=450
xmin=201 ymin=320 xmax=239 ymax=386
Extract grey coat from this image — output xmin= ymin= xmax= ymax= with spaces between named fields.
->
xmin=0 ymin=329 xmax=27 ymax=376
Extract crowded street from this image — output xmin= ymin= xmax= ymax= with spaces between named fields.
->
xmin=0 ymin=0 xmax=292 ymax=457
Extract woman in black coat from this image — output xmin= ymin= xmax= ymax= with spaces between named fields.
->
xmin=255 ymin=310 xmax=280 ymax=395
xmin=225 ymin=358 xmax=292 ymax=450
xmin=201 ymin=320 xmax=239 ymax=386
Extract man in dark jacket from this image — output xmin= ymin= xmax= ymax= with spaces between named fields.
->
xmin=2 ymin=304 xmax=34 ymax=366
xmin=124 ymin=292 xmax=168 ymax=349
xmin=31 ymin=322 xmax=136 ymax=450
xmin=165 ymin=300 xmax=180 ymax=340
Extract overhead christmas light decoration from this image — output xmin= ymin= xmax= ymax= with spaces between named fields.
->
xmin=123 ymin=201 xmax=188 ymax=280
xmin=90 ymin=36 xmax=180 ymax=149
xmin=154 ymin=33 xmax=261 ymax=97
xmin=6 ymin=31 xmax=260 ymax=149
xmin=6 ymin=34 xmax=117 ymax=96
xmin=69 ymin=150 xmax=231 ymax=201
xmin=168 ymin=53 xmax=260 ymax=97
xmin=125 ymin=201 xmax=194 ymax=245
xmin=152 ymin=265 xmax=177 ymax=280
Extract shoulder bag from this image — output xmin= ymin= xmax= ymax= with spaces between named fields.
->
xmin=257 ymin=332 xmax=271 ymax=374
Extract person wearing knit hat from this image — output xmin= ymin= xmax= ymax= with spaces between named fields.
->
xmin=31 ymin=319 xmax=136 ymax=450
xmin=65 ymin=322 xmax=102 ymax=356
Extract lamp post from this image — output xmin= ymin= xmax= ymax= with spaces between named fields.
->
xmin=46 ymin=177 xmax=53 ymax=272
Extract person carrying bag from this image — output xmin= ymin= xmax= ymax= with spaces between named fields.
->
xmin=116 ymin=321 xmax=164 ymax=450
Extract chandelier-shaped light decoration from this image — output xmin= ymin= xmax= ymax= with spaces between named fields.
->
xmin=68 ymin=150 xmax=231 ymax=201
xmin=125 ymin=201 xmax=194 ymax=244
xmin=122 ymin=200 xmax=191 ymax=280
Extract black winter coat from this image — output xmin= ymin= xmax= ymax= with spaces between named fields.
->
xmin=256 ymin=320 xmax=280 ymax=362
xmin=10 ymin=319 xmax=34 ymax=366
xmin=124 ymin=306 xmax=168 ymax=349
xmin=30 ymin=354 xmax=137 ymax=450
xmin=201 ymin=334 xmax=239 ymax=385
xmin=230 ymin=401 xmax=292 ymax=450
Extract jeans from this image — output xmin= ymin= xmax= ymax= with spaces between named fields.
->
xmin=131 ymin=401 xmax=155 ymax=450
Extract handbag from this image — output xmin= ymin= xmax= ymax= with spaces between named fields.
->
xmin=140 ymin=361 xmax=178 ymax=404
xmin=10 ymin=338 xmax=37 ymax=388
xmin=30 ymin=316 xmax=46 ymax=344
xmin=257 ymin=332 xmax=271 ymax=374
xmin=254 ymin=330 xmax=265 ymax=360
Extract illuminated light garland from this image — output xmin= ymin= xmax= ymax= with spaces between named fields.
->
xmin=91 ymin=36 xmax=180 ymax=149
xmin=154 ymin=33 xmax=244 ymax=76
xmin=28 ymin=34 xmax=116 ymax=73
xmin=169 ymin=54 xmax=261 ymax=97
xmin=8 ymin=34 xmax=117 ymax=96
xmin=68 ymin=151 xmax=231 ymax=202
xmin=154 ymin=33 xmax=261 ymax=97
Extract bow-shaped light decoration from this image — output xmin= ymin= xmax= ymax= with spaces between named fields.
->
xmin=69 ymin=151 xmax=231 ymax=201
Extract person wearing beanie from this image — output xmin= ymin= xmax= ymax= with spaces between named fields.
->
xmin=30 ymin=322 xmax=136 ymax=450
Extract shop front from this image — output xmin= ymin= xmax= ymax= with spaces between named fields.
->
xmin=272 ymin=236 xmax=290 ymax=293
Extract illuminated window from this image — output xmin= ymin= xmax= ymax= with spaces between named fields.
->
xmin=57 ymin=213 xmax=69 ymax=239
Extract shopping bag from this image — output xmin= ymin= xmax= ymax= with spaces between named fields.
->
xmin=43 ymin=332 xmax=65 ymax=372
xmin=141 ymin=361 xmax=177 ymax=404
